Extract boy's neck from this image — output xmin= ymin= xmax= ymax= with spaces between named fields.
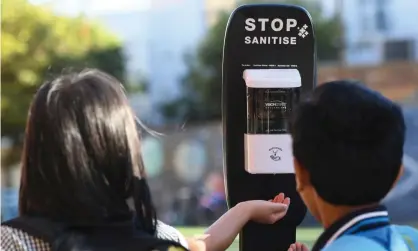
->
xmin=319 ymin=202 xmax=379 ymax=229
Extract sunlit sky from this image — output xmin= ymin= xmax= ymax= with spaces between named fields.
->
xmin=29 ymin=0 xmax=158 ymax=15
xmin=29 ymin=0 xmax=336 ymax=16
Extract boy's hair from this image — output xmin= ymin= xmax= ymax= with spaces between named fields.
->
xmin=290 ymin=80 xmax=405 ymax=206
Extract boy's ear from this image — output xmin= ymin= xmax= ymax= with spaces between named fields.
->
xmin=294 ymin=158 xmax=310 ymax=192
xmin=392 ymin=165 xmax=404 ymax=189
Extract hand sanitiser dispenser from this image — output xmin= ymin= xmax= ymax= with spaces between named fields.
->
xmin=222 ymin=4 xmax=316 ymax=251
xmin=244 ymin=69 xmax=301 ymax=174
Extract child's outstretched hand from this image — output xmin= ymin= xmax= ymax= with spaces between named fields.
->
xmin=240 ymin=193 xmax=291 ymax=224
xmin=288 ymin=242 xmax=309 ymax=251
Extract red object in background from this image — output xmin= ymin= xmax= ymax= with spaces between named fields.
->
xmin=79 ymin=24 xmax=91 ymax=40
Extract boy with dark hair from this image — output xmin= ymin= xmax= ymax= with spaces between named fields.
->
xmin=288 ymin=80 xmax=418 ymax=251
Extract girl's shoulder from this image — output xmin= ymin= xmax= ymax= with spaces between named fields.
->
xmin=1 ymin=220 xmax=188 ymax=251
xmin=156 ymin=220 xmax=189 ymax=249
xmin=1 ymin=225 xmax=51 ymax=251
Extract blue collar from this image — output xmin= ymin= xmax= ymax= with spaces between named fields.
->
xmin=312 ymin=205 xmax=390 ymax=251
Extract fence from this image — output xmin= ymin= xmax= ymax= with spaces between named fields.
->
xmin=318 ymin=62 xmax=418 ymax=103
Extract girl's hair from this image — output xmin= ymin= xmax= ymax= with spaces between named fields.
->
xmin=19 ymin=69 xmax=157 ymax=234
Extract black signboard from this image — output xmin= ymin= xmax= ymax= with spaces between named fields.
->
xmin=222 ymin=4 xmax=316 ymax=251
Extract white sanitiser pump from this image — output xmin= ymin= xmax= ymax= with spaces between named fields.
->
xmin=244 ymin=69 xmax=301 ymax=174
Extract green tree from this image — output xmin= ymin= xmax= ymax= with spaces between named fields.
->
xmin=1 ymin=0 xmax=127 ymax=166
xmin=161 ymin=0 xmax=341 ymax=122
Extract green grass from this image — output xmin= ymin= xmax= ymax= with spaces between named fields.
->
xmin=177 ymin=227 xmax=322 ymax=250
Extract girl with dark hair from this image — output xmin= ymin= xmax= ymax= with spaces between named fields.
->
xmin=1 ymin=69 xmax=290 ymax=251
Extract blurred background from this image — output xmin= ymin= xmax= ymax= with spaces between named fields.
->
xmin=1 ymin=0 xmax=418 ymax=249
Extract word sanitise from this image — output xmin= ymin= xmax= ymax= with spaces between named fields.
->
xmin=245 ymin=18 xmax=298 ymax=45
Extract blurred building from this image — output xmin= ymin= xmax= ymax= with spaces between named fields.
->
xmin=89 ymin=0 xmax=236 ymax=124
xmin=92 ymin=11 xmax=151 ymax=81
xmin=31 ymin=0 xmax=235 ymax=124
xmin=146 ymin=0 xmax=235 ymax=124
xmin=338 ymin=0 xmax=418 ymax=65
xmin=205 ymin=0 xmax=236 ymax=26
xmin=144 ymin=0 xmax=207 ymax=124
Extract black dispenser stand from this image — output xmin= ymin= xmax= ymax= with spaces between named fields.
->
xmin=222 ymin=4 xmax=316 ymax=251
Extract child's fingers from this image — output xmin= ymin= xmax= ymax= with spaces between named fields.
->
xmin=274 ymin=193 xmax=285 ymax=203
xmin=291 ymin=242 xmax=309 ymax=251
xmin=283 ymin=197 xmax=291 ymax=205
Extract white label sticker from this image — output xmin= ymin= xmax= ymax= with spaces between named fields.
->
xmin=244 ymin=134 xmax=294 ymax=174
